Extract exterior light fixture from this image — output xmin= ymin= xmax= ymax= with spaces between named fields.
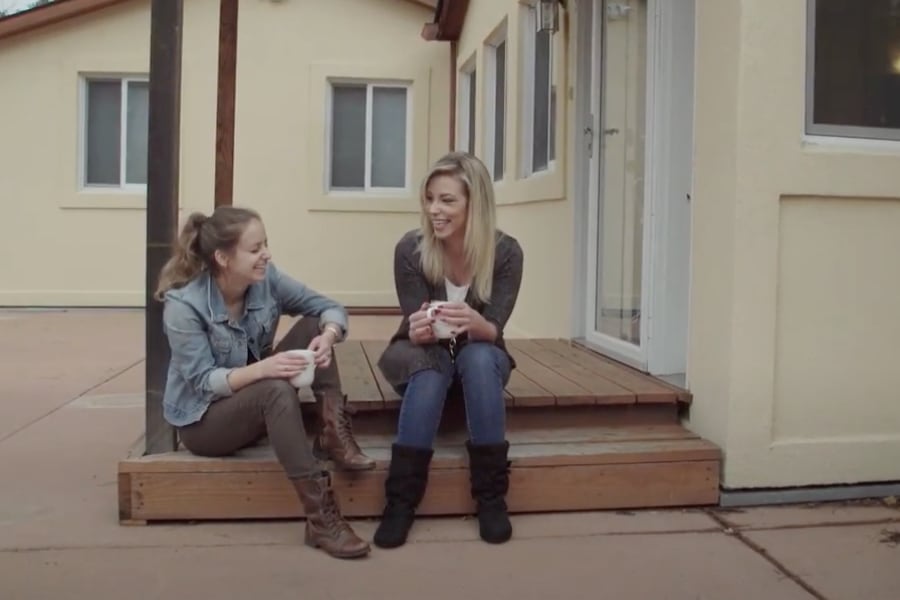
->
xmin=536 ymin=0 xmax=559 ymax=33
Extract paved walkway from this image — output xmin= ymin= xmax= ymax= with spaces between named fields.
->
xmin=1 ymin=309 xmax=898 ymax=599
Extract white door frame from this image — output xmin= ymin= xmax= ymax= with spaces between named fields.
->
xmin=573 ymin=0 xmax=694 ymax=376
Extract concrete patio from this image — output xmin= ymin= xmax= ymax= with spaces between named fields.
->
xmin=1 ymin=309 xmax=898 ymax=600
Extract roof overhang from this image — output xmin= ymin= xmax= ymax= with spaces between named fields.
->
xmin=0 ymin=0 xmax=440 ymax=43
xmin=421 ymin=0 xmax=469 ymax=42
xmin=0 ymin=0 xmax=130 ymax=41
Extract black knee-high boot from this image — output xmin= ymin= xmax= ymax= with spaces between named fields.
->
xmin=373 ymin=443 xmax=433 ymax=548
xmin=466 ymin=440 xmax=512 ymax=544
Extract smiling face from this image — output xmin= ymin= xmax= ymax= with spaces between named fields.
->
xmin=424 ymin=174 xmax=469 ymax=243
xmin=214 ymin=218 xmax=271 ymax=285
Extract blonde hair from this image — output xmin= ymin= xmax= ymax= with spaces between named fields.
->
xmin=154 ymin=206 xmax=261 ymax=301
xmin=418 ymin=152 xmax=497 ymax=303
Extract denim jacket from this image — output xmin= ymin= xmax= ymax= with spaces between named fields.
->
xmin=161 ymin=263 xmax=348 ymax=427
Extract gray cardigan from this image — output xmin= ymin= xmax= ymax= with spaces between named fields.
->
xmin=377 ymin=228 xmax=524 ymax=389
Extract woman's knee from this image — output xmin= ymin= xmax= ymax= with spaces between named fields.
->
xmin=455 ymin=343 xmax=508 ymax=378
xmin=256 ymin=380 xmax=301 ymax=413
xmin=404 ymin=367 xmax=453 ymax=398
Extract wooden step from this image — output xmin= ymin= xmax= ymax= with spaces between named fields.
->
xmin=118 ymin=423 xmax=720 ymax=523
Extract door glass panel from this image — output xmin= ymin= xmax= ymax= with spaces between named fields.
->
xmin=595 ymin=0 xmax=647 ymax=345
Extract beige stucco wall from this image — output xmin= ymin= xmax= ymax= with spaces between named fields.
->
xmin=453 ymin=0 xmax=574 ymax=338
xmin=0 ymin=2 xmax=150 ymax=305
xmin=231 ymin=0 xmax=449 ymax=309
xmin=688 ymin=0 xmax=900 ymax=488
xmin=0 ymin=0 xmax=446 ymax=310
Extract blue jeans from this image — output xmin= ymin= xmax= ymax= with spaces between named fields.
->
xmin=395 ymin=342 xmax=511 ymax=449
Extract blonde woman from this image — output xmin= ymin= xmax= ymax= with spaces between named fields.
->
xmin=375 ymin=152 xmax=524 ymax=548
xmin=155 ymin=206 xmax=372 ymax=559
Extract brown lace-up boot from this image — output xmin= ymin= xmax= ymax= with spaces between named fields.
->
xmin=313 ymin=393 xmax=375 ymax=470
xmin=292 ymin=472 xmax=370 ymax=559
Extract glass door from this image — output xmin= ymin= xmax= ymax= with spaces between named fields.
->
xmin=585 ymin=0 xmax=650 ymax=367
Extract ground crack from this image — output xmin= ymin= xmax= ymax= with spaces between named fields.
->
xmin=706 ymin=510 xmax=829 ymax=600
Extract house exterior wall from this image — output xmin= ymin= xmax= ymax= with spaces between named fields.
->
xmin=0 ymin=0 xmax=447 ymax=310
xmin=452 ymin=0 xmax=575 ymax=338
xmin=688 ymin=0 xmax=900 ymax=488
xmin=0 ymin=1 xmax=154 ymax=306
xmin=453 ymin=0 xmax=900 ymax=488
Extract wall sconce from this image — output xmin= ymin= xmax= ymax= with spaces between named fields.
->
xmin=536 ymin=0 xmax=560 ymax=33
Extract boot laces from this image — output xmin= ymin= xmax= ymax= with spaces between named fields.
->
xmin=321 ymin=489 xmax=353 ymax=537
xmin=333 ymin=405 xmax=361 ymax=450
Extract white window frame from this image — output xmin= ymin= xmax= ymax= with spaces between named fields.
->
xmin=326 ymin=79 xmax=413 ymax=195
xmin=78 ymin=74 xmax=149 ymax=192
xmin=484 ymin=24 xmax=508 ymax=182
xmin=804 ymin=0 xmax=900 ymax=143
xmin=457 ymin=55 xmax=478 ymax=155
xmin=520 ymin=3 xmax=557 ymax=177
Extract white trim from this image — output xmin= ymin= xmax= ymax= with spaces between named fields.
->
xmin=645 ymin=0 xmax=694 ymax=377
xmin=581 ymin=0 xmax=695 ymax=375
xmin=364 ymin=84 xmax=374 ymax=190
xmin=118 ymin=79 xmax=128 ymax=187
xmin=78 ymin=73 xmax=148 ymax=192
xmin=801 ymin=134 xmax=900 ymax=155
xmin=456 ymin=53 xmax=477 ymax=155
xmin=520 ymin=6 xmax=536 ymax=176
xmin=583 ymin=0 xmax=605 ymax=359
xmin=483 ymin=22 xmax=508 ymax=182
xmin=570 ymin=0 xmax=594 ymax=339
xmin=326 ymin=79 xmax=413 ymax=195
xmin=520 ymin=4 xmax=556 ymax=178
xmin=804 ymin=0 xmax=900 ymax=143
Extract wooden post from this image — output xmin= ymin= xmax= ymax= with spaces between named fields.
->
xmin=214 ymin=0 xmax=238 ymax=207
xmin=145 ymin=0 xmax=183 ymax=455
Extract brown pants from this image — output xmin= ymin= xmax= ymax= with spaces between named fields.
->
xmin=178 ymin=317 xmax=343 ymax=479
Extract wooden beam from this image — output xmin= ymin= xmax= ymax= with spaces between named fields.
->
xmin=145 ymin=0 xmax=184 ymax=455
xmin=214 ymin=0 xmax=238 ymax=207
xmin=420 ymin=0 xmax=469 ymax=42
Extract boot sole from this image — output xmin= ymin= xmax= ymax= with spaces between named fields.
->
xmin=304 ymin=538 xmax=371 ymax=559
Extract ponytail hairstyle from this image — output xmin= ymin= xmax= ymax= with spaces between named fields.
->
xmin=153 ymin=206 xmax=261 ymax=301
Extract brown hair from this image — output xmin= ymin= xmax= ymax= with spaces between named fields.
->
xmin=153 ymin=206 xmax=261 ymax=301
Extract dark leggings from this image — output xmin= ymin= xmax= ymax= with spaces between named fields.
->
xmin=178 ymin=317 xmax=342 ymax=480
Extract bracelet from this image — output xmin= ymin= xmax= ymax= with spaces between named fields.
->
xmin=322 ymin=323 xmax=343 ymax=342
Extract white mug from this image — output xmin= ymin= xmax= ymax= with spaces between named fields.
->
xmin=285 ymin=349 xmax=317 ymax=388
xmin=426 ymin=300 xmax=454 ymax=339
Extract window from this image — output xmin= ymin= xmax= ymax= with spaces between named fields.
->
xmin=457 ymin=59 xmax=477 ymax=156
xmin=329 ymin=82 xmax=410 ymax=191
xmin=522 ymin=5 xmax=557 ymax=174
xmin=485 ymin=34 xmax=508 ymax=181
xmin=807 ymin=0 xmax=900 ymax=141
xmin=82 ymin=77 xmax=149 ymax=188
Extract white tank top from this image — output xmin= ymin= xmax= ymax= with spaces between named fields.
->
xmin=445 ymin=278 xmax=470 ymax=303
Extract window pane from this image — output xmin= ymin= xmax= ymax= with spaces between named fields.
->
xmin=549 ymin=85 xmax=556 ymax=161
xmin=812 ymin=0 xmax=900 ymax=133
xmin=125 ymin=81 xmax=149 ymax=185
xmin=371 ymin=87 xmax=407 ymax=188
xmin=533 ymin=29 xmax=551 ymax=172
xmin=330 ymin=85 xmax=367 ymax=189
xmin=469 ymin=71 xmax=477 ymax=156
xmin=494 ymin=41 xmax=506 ymax=180
xmin=86 ymin=80 xmax=121 ymax=185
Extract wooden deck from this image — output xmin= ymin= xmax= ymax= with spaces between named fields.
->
xmin=335 ymin=338 xmax=691 ymax=411
xmin=118 ymin=338 xmax=718 ymax=524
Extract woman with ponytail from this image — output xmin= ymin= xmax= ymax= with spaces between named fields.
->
xmin=155 ymin=206 xmax=372 ymax=559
